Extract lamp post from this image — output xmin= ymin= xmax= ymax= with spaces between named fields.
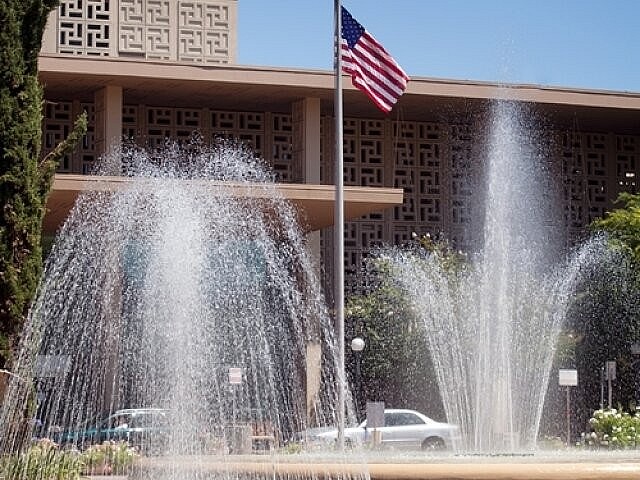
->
xmin=631 ymin=343 xmax=640 ymax=406
xmin=351 ymin=337 xmax=365 ymax=419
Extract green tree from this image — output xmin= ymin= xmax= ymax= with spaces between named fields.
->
xmin=346 ymin=268 xmax=444 ymax=420
xmin=568 ymin=251 xmax=639 ymax=425
xmin=0 ymin=1 xmax=86 ymax=368
xmin=562 ymin=194 xmax=640 ymax=431
xmin=592 ymin=192 xmax=640 ymax=263
xmin=345 ymin=235 xmax=464 ymax=420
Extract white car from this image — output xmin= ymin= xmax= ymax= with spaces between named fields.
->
xmin=312 ymin=409 xmax=459 ymax=450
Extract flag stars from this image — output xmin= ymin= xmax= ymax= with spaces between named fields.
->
xmin=341 ymin=7 xmax=364 ymax=48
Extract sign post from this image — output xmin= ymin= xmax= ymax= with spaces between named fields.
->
xmin=366 ymin=401 xmax=384 ymax=447
xmin=605 ymin=361 xmax=616 ymax=408
xmin=600 ymin=365 xmax=605 ymax=409
xmin=228 ymin=367 xmax=242 ymax=385
xmin=559 ymin=369 xmax=578 ymax=446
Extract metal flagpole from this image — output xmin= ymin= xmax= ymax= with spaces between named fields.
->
xmin=333 ymin=0 xmax=345 ymax=451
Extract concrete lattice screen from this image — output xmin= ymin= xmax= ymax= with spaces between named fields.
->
xmin=41 ymin=100 xmax=640 ymax=295
xmin=43 ymin=0 xmax=236 ymax=64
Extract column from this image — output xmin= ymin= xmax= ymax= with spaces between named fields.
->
xmin=40 ymin=9 xmax=58 ymax=54
xmin=94 ymin=85 xmax=123 ymax=157
xmin=292 ymin=98 xmax=323 ymax=425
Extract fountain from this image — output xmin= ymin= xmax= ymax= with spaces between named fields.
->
xmin=384 ymin=101 xmax=596 ymax=453
xmin=0 ymin=139 xmax=359 ymax=479
xmin=0 ymin=110 xmax=639 ymax=480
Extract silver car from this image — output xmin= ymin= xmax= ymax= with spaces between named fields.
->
xmin=314 ymin=409 xmax=459 ymax=450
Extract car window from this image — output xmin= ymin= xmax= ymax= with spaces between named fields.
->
xmin=101 ymin=416 xmax=114 ymax=429
xmin=118 ymin=414 xmax=131 ymax=428
xmin=103 ymin=414 xmax=130 ymax=429
xmin=128 ymin=415 xmax=141 ymax=428
xmin=384 ymin=413 xmax=399 ymax=426
xmin=131 ymin=413 xmax=167 ymax=428
xmin=385 ymin=412 xmax=425 ymax=426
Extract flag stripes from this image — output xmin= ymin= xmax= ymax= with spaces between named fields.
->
xmin=340 ymin=7 xmax=409 ymax=113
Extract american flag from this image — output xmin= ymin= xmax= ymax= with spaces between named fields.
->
xmin=340 ymin=6 xmax=409 ymax=113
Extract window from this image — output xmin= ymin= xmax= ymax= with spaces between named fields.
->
xmin=131 ymin=413 xmax=167 ymax=428
xmin=385 ymin=412 xmax=425 ymax=426
xmin=103 ymin=414 xmax=130 ymax=429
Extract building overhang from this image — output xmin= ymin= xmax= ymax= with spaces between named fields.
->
xmin=45 ymin=174 xmax=404 ymax=235
xmin=38 ymin=55 xmax=640 ymax=134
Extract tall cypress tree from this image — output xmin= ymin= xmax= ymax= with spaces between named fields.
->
xmin=0 ymin=1 xmax=86 ymax=368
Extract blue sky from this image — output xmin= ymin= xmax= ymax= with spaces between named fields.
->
xmin=238 ymin=0 xmax=639 ymax=93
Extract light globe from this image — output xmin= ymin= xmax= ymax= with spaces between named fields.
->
xmin=351 ymin=337 xmax=365 ymax=352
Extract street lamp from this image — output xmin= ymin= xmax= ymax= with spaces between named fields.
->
xmin=351 ymin=337 xmax=365 ymax=352
xmin=631 ymin=342 xmax=640 ymax=406
xmin=351 ymin=337 xmax=365 ymax=419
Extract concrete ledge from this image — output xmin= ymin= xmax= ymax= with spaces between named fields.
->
xmin=365 ymin=462 xmax=640 ymax=480
xmin=135 ymin=457 xmax=640 ymax=480
xmin=45 ymin=174 xmax=403 ymax=234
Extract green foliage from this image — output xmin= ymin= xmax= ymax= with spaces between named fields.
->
xmin=568 ymin=255 xmax=640 ymax=428
xmin=413 ymin=233 xmax=467 ymax=273
xmin=345 ymin=235 xmax=464 ymax=419
xmin=582 ymin=408 xmax=640 ymax=449
xmin=279 ymin=441 xmax=303 ymax=454
xmin=591 ymin=192 xmax=640 ymax=263
xmin=554 ymin=330 xmax=582 ymax=366
xmin=0 ymin=1 xmax=86 ymax=368
xmin=564 ymin=215 xmax=640 ymax=430
xmin=0 ymin=439 xmax=138 ymax=480
xmin=568 ymin=194 xmax=640 ymax=429
xmin=346 ymin=277 xmax=424 ymax=407
xmin=1 ymin=438 xmax=82 ymax=480
xmin=81 ymin=441 xmax=138 ymax=475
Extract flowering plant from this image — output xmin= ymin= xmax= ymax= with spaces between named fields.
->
xmin=582 ymin=408 xmax=640 ymax=448
xmin=1 ymin=438 xmax=82 ymax=480
xmin=81 ymin=441 xmax=137 ymax=475
xmin=0 ymin=438 xmax=139 ymax=480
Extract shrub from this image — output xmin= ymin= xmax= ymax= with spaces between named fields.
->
xmin=81 ymin=441 xmax=137 ymax=475
xmin=1 ymin=438 xmax=82 ymax=480
xmin=0 ymin=438 xmax=139 ymax=479
xmin=582 ymin=408 xmax=640 ymax=449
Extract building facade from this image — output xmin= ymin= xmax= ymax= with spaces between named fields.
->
xmin=41 ymin=0 xmax=237 ymax=64
xmin=39 ymin=0 xmax=640 ymax=297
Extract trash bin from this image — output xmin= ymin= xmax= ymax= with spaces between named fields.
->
xmin=224 ymin=424 xmax=252 ymax=454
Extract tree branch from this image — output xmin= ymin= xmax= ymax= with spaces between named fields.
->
xmin=38 ymin=111 xmax=87 ymax=181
